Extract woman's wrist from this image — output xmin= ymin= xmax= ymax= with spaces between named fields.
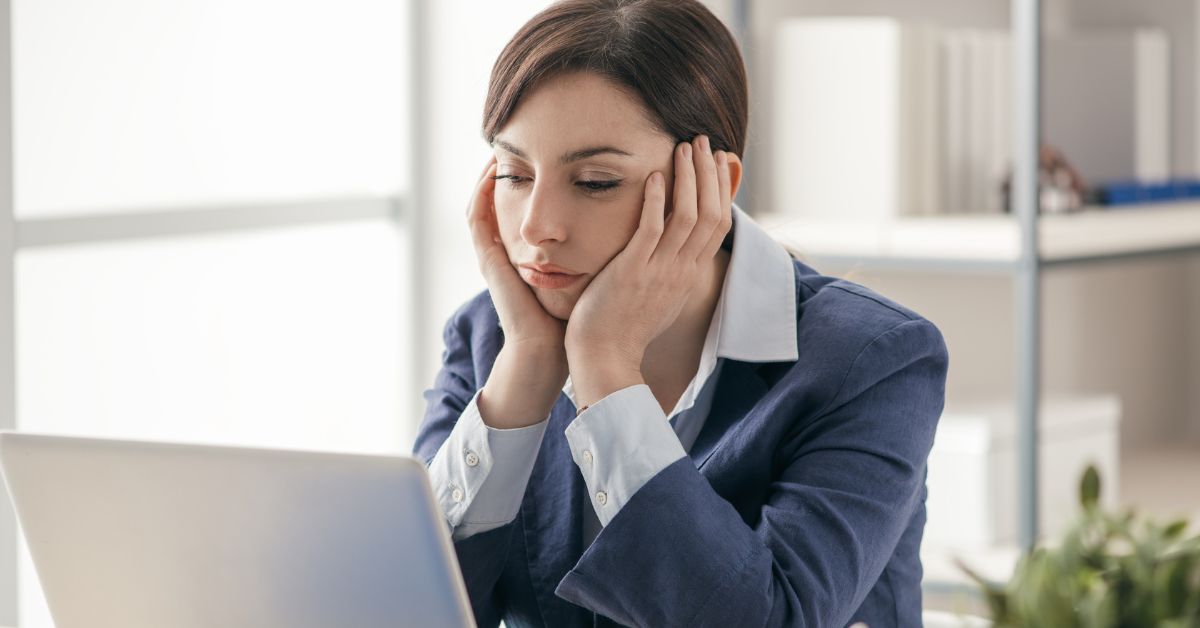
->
xmin=477 ymin=346 xmax=567 ymax=430
xmin=567 ymin=352 xmax=645 ymax=411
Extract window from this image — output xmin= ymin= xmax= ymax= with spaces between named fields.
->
xmin=15 ymin=0 xmax=410 ymax=216
xmin=10 ymin=0 xmax=413 ymax=625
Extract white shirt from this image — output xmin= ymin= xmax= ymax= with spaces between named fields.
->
xmin=427 ymin=204 xmax=798 ymax=543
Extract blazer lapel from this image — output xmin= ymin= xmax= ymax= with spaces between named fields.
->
xmin=520 ymin=395 xmax=591 ymax=627
xmin=690 ymin=359 xmax=769 ymax=472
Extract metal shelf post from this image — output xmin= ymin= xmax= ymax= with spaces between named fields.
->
xmin=1013 ymin=0 xmax=1043 ymax=551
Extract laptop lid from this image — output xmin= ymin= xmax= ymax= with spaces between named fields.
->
xmin=0 ymin=431 xmax=476 ymax=628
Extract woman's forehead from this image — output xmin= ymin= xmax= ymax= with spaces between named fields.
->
xmin=496 ymin=72 xmax=672 ymax=158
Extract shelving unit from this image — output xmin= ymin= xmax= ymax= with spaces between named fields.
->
xmin=759 ymin=201 xmax=1200 ymax=270
xmin=735 ymin=0 xmax=1200 ymax=599
xmin=735 ymin=0 xmax=1048 ymax=552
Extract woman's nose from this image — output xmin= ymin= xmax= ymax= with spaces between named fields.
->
xmin=518 ymin=188 xmax=569 ymax=245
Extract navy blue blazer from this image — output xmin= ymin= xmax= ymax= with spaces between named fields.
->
xmin=413 ymin=257 xmax=949 ymax=627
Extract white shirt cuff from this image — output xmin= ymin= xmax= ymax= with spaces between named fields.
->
xmin=564 ymin=384 xmax=686 ymax=527
xmin=427 ymin=389 xmax=549 ymax=541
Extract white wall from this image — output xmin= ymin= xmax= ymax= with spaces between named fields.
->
xmin=0 ymin=2 xmax=15 ymax=622
xmin=1189 ymin=258 xmax=1200 ymax=440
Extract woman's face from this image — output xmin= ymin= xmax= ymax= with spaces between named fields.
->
xmin=491 ymin=71 xmax=677 ymax=321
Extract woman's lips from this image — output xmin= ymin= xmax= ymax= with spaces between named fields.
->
xmin=518 ymin=265 xmax=584 ymax=289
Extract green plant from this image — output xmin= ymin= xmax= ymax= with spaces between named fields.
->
xmin=959 ymin=466 xmax=1200 ymax=627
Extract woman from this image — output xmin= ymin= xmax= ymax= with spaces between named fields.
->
xmin=413 ymin=1 xmax=949 ymax=626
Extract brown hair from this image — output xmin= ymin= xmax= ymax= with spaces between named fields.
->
xmin=482 ymin=0 xmax=748 ymax=157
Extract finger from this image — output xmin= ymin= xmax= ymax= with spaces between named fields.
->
xmin=627 ymin=171 xmax=666 ymax=260
xmin=654 ymin=141 xmax=697 ymax=259
xmin=467 ymin=156 xmax=499 ymax=217
xmin=679 ymin=135 xmax=722 ymax=262
xmin=700 ymin=149 xmax=734 ymax=259
xmin=466 ymin=164 xmax=541 ymax=316
xmin=468 ymin=164 xmax=503 ymax=266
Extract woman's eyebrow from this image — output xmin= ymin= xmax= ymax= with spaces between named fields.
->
xmin=493 ymin=139 xmax=634 ymax=165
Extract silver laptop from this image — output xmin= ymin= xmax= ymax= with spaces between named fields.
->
xmin=0 ymin=431 xmax=476 ymax=628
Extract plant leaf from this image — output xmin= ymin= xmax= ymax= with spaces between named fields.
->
xmin=1164 ymin=519 xmax=1188 ymax=541
xmin=1080 ymin=464 xmax=1101 ymax=508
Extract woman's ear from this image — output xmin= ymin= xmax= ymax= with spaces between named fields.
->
xmin=725 ymin=152 xmax=744 ymax=201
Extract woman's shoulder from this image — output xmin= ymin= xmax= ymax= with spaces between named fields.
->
xmin=789 ymin=258 xmax=947 ymax=366
xmin=441 ymin=288 xmax=501 ymax=343
xmin=772 ymin=259 xmax=949 ymax=417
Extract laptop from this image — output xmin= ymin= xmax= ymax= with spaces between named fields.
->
xmin=0 ymin=431 xmax=476 ymax=628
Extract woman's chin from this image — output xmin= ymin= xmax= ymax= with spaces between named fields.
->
xmin=533 ymin=289 xmax=577 ymax=322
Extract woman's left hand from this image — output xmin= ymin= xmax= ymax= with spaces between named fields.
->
xmin=564 ymin=134 xmax=733 ymax=409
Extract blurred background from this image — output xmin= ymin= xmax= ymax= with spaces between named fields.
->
xmin=0 ymin=0 xmax=1198 ymax=624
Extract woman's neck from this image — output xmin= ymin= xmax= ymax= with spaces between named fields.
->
xmin=640 ymin=248 xmax=731 ymax=396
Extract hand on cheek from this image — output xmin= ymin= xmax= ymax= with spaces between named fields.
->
xmin=564 ymin=135 xmax=734 ymax=409
xmin=464 ymin=157 xmax=571 ymax=428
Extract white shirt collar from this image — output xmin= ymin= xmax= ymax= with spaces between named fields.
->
xmin=715 ymin=203 xmax=799 ymax=362
xmin=562 ymin=203 xmax=798 ymax=411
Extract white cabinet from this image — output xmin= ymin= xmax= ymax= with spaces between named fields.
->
xmin=926 ymin=395 xmax=1121 ymax=548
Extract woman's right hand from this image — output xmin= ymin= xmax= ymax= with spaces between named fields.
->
xmin=467 ymin=157 xmax=569 ymax=429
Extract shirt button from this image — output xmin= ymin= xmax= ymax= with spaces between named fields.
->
xmin=595 ymin=490 xmax=608 ymax=506
xmin=451 ymin=485 xmax=464 ymax=503
xmin=464 ymin=451 xmax=479 ymax=467
xmin=581 ymin=450 xmax=593 ymax=464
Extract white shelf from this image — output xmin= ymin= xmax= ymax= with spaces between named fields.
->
xmin=758 ymin=201 xmax=1200 ymax=266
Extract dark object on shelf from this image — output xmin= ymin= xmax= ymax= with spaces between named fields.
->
xmin=1002 ymin=144 xmax=1089 ymax=214
xmin=959 ymin=465 xmax=1200 ymax=627
xmin=1085 ymin=178 xmax=1200 ymax=206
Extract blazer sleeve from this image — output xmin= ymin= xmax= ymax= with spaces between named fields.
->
xmin=412 ymin=309 xmax=516 ymax=628
xmin=554 ymin=318 xmax=949 ymax=628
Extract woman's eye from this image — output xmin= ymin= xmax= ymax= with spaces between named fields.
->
xmin=576 ymin=180 xmax=621 ymax=193
xmin=491 ymin=175 xmax=621 ymax=195
xmin=491 ymin=174 xmax=529 ymax=188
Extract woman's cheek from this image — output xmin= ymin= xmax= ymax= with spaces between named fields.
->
xmin=492 ymin=200 xmax=523 ymax=252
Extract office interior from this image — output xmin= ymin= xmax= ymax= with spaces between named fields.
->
xmin=1 ymin=0 xmax=1198 ymax=625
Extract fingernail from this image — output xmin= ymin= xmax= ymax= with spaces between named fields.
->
xmin=702 ymin=136 xmax=711 ymax=153
xmin=715 ymin=151 xmax=726 ymax=166
xmin=683 ymin=143 xmax=692 ymax=159
xmin=652 ymin=172 xmax=663 ymax=185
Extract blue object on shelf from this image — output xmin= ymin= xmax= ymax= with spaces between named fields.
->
xmin=1095 ymin=178 xmax=1200 ymax=206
